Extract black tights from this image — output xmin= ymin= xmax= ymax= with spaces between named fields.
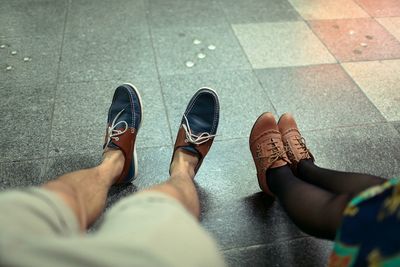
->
xmin=266 ymin=160 xmax=385 ymax=240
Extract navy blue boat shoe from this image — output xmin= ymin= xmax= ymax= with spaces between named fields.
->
xmin=103 ymin=83 xmax=143 ymax=184
xmin=170 ymin=88 xmax=220 ymax=174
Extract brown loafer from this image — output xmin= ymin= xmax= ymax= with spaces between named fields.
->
xmin=249 ymin=112 xmax=290 ymax=196
xmin=278 ymin=113 xmax=314 ymax=174
xmin=170 ymin=88 xmax=219 ymax=174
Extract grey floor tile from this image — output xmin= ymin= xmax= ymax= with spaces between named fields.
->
xmin=223 ymin=237 xmax=333 ymax=267
xmin=65 ymin=0 xmax=147 ymax=37
xmin=0 ymin=0 xmax=67 ymax=38
xmin=202 ymin=197 xmax=307 ymax=250
xmin=160 ymin=70 xmax=274 ymax=140
xmin=44 ymin=153 xmax=102 ymax=180
xmin=0 ymin=36 xmax=61 ymax=87
xmin=220 ymin=0 xmax=300 ymax=24
xmin=0 ymin=159 xmax=47 ymax=190
xmin=59 ymin=27 xmax=157 ymax=83
xmin=342 ymin=60 xmax=400 ymax=122
xmin=288 ymin=0 xmax=369 ymax=20
xmin=0 ymin=84 xmax=55 ymax=162
xmin=149 ymin=0 xmax=227 ymax=29
xmin=255 ymin=64 xmax=386 ymax=131
xmin=195 ymin=138 xmax=260 ymax=209
xmin=302 ymin=123 xmax=400 ymax=179
xmin=152 ymin=25 xmax=251 ymax=76
xmin=232 ymin=22 xmax=336 ymax=69
xmin=393 ymin=121 xmax=400 ymax=135
xmin=133 ymin=145 xmax=173 ymax=189
xmin=182 ymin=138 xmax=306 ymax=249
xmin=50 ymin=79 xmax=170 ymax=157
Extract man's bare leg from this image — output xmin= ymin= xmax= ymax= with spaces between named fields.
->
xmin=141 ymin=149 xmax=200 ymax=218
xmin=42 ymin=149 xmax=124 ymax=230
xmin=42 ymin=148 xmax=200 ymax=230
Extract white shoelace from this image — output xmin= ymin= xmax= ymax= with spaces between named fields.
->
xmin=104 ymin=109 xmax=128 ymax=148
xmin=182 ymin=114 xmax=216 ymax=145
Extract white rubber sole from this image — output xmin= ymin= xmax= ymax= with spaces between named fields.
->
xmin=197 ymin=87 xmax=219 ymax=99
xmin=123 ymin=83 xmax=143 ymax=183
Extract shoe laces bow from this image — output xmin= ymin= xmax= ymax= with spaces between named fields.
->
xmin=104 ymin=109 xmax=128 ymax=148
xmin=182 ymin=114 xmax=216 ymax=145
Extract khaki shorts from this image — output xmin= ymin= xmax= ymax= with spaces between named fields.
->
xmin=0 ymin=188 xmax=226 ymax=267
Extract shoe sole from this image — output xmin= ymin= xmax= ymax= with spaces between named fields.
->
xmin=123 ymin=83 xmax=143 ymax=183
xmin=249 ymin=112 xmax=276 ymax=195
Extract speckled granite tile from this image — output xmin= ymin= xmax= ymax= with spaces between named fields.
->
xmin=232 ymin=22 xmax=336 ymax=69
xmin=255 ymin=64 xmax=385 ymax=131
xmin=342 ymin=60 xmax=400 ymax=121
xmin=309 ymin=18 xmax=400 ymax=62
xmin=50 ymin=79 xmax=170 ymax=156
xmin=288 ymin=0 xmax=368 ymax=20
xmin=160 ymin=70 xmax=274 ymax=140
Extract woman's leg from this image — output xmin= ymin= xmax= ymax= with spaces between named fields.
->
xmin=267 ymin=165 xmax=353 ymax=240
xmin=278 ymin=113 xmax=386 ymax=195
xmin=297 ymin=159 xmax=385 ymax=195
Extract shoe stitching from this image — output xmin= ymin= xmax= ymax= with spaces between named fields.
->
xmin=182 ymin=114 xmax=217 ymax=145
xmin=284 ymin=136 xmax=311 ymax=162
xmin=184 ymin=89 xmax=219 ymax=135
xmin=250 ymin=130 xmax=281 ymax=145
xmin=125 ymin=86 xmax=136 ymax=128
xmin=255 ymin=138 xmax=289 ymax=168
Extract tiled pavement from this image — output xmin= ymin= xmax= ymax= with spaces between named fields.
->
xmin=1 ymin=0 xmax=400 ymax=266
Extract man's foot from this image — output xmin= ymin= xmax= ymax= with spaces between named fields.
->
xmin=278 ymin=113 xmax=314 ymax=174
xmin=249 ymin=112 xmax=290 ymax=196
xmin=170 ymin=88 xmax=220 ymax=175
xmin=103 ymin=83 xmax=143 ymax=184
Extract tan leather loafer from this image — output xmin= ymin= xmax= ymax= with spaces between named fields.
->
xmin=278 ymin=113 xmax=314 ymax=174
xmin=249 ymin=112 xmax=290 ymax=196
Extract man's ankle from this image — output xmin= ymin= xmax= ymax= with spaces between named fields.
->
xmin=170 ymin=149 xmax=198 ymax=178
xmin=101 ymin=149 xmax=125 ymax=184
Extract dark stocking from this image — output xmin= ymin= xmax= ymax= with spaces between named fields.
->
xmin=267 ymin=165 xmax=353 ymax=240
xmin=297 ymin=159 xmax=385 ymax=195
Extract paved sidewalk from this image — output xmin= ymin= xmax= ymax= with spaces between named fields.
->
xmin=1 ymin=0 xmax=399 ymax=266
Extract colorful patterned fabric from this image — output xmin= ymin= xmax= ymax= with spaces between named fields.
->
xmin=328 ymin=178 xmax=400 ymax=267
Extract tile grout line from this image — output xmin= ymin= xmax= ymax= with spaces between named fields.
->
xmin=352 ymin=0 xmax=374 ymax=17
xmin=43 ymin=0 xmax=71 ymax=176
xmin=303 ymin=20 xmax=340 ymax=64
xmin=145 ymin=2 xmax=174 ymax=146
xmin=215 ymin=0 xmax=279 ymax=115
xmin=221 ymin=235 xmax=312 ymax=253
xmin=1 ymin=120 xmax=398 ymax=165
xmin=336 ymin=62 xmax=390 ymax=123
xmin=0 ymin=144 xmax=173 ymax=165
xmin=374 ymin=17 xmax=400 ymax=45
xmin=287 ymin=0 xmax=341 ymax=64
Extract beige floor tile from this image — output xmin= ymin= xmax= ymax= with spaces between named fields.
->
xmin=288 ymin=0 xmax=369 ymax=20
xmin=378 ymin=17 xmax=400 ymax=42
xmin=342 ymin=60 xmax=400 ymax=121
xmin=232 ymin=22 xmax=336 ymax=69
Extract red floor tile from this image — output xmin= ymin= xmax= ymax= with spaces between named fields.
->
xmin=309 ymin=18 xmax=400 ymax=62
xmin=355 ymin=0 xmax=400 ymax=17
